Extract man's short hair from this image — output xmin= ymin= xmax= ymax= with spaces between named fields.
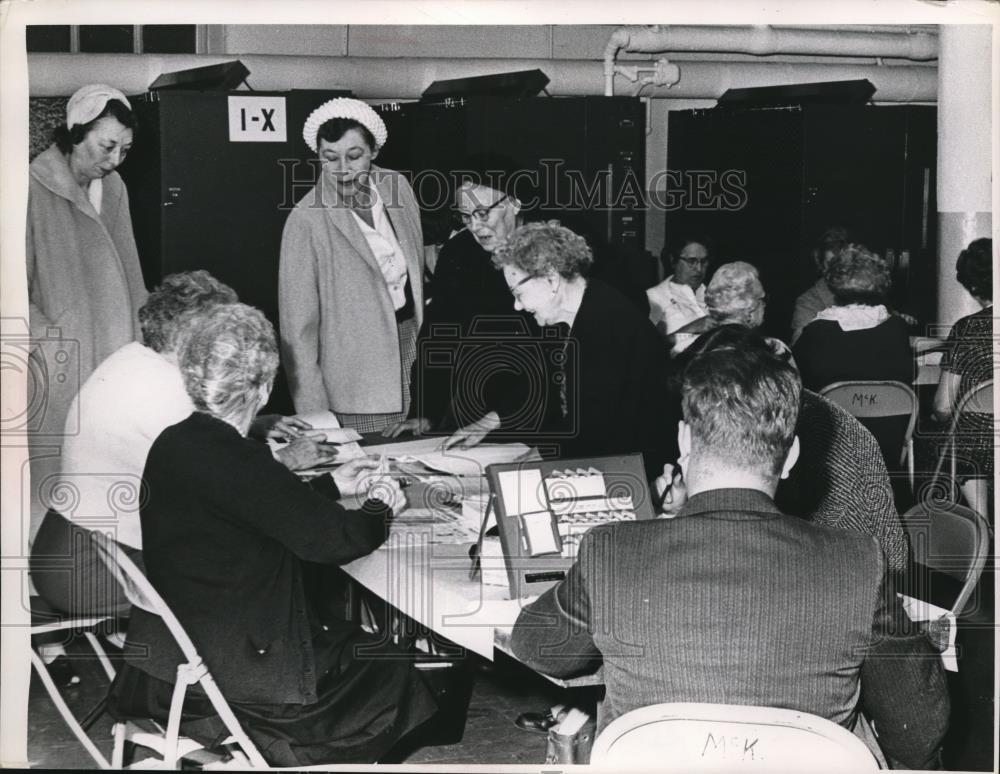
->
xmin=682 ymin=342 xmax=801 ymax=476
xmin=139 ymin=271 xmax=238 ymax=353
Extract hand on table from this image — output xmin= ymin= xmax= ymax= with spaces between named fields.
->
xmin=444 ymin=411 xmax=501 ymax=450
xmin=382 ymin=417 xmax=433 ymax=438
xmin=653 ymin=462 xmax=687 ymax=517
xmin=250 ymin=413 xmax=314 ymax=442
xmin=333 ymin=458 xmax=407 ymax=512
xmin=274 ymin=436 xmax=338 ymax=471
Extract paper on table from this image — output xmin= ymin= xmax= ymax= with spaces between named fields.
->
xmin=295 ymin=410 xmax=342 ymax=430
xmin=898 ymin=593 xmax=958 ymax=672
xmin=365 ymin=439 xmax=532 ymax=477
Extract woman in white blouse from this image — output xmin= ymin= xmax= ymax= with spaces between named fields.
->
xmin=279 ymin=98 xmax=425 ymax=432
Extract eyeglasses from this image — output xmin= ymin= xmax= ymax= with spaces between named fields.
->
xmin=457 ymin=194 xmax=509 ymax=225
xmin=678 ymin=255 xmax=710 ymax=267
xmin=507 ymin=273 xmax=537 ymax=300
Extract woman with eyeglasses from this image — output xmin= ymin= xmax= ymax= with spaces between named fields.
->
xmin=443 ymin=221 xmax=675 ymax=482
xmin=279 ymin=98 xmax=424 ymax=433
xmin=645 ymin=234 xmax=713 ymax=336
xmin=384 ymin=158 xmax=539 ymax=438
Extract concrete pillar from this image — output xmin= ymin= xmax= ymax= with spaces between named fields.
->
xmin=936 ymin=25 xmax=993 ymax=326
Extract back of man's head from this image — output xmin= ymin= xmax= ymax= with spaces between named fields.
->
xmin=682 ymin=343 xmax=801 ymax=481
xmin=139 ymin=270 xmax=239 ymax=354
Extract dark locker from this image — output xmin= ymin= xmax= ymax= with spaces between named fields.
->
xmin=665 ymin=104 xmax=937 ymax=338
xmin=374 ymin=95 xmax=647 ymax=255
xmin=119 ymin=89 xmax=350 ymax=413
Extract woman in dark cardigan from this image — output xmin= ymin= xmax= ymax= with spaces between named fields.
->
xmin=793 ymin=244 xmax=914 ymax=470
xmin=109 ymin=303 xmax=437 ymax=766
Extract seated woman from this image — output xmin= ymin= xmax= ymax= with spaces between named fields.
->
xmin=445 ymin=221 xmax=675 ymax=480
xmin=932 ymin=238 xmax=993 ymax=519
xmin=645 ymin=233 xmax=712 ymax=336
xmin=29 ymin=271 xmax=330 ymax=620
xmin=792 ymin=245 xmax=913 ymax=469
xmin=672 ymin=261 xmax=795 ymax=363
xmin=109 ymin=303 xmax=438 ymax=766
xmin=793 ymin=244 xmax=913 ymax=389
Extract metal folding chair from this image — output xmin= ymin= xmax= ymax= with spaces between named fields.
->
xmin=819 ymin=380 xmax=918 ymax=490
xmin=899 ymin=500 xmax=991 ymax=618
xmin=930 ymin=379 xmax=994 ymax=507
xmin=29 ymin=601 xmax=117 ymax=768
xmin=90 ymin=532 xmax=268 ymax=769
xmin=589 ymin=702 xmax=879 ymax=771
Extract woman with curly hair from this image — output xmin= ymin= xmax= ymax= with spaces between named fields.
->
xmin=792 ymin=244 xmax=913 ymax=392
xmin=110 ymin=302 xmax=438 ymax=766
xmin=932 ymin=238 xmax=994 ymax=518
xmin=444 ymin=221 xmax=674 ymax=480
xmin=792 ymin=245 xmax=914 ymax=471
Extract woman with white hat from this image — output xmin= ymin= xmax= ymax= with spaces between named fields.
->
xmin=26 ymin=83 xmax=148 ymax=540
xmin=279 ymin=98 xmax=424 ymax=433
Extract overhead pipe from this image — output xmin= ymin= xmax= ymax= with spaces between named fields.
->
xmin=28 ymin=53 xmax=937 ymax=102
xmin=603 ymin=24 xmax=938 ymax=96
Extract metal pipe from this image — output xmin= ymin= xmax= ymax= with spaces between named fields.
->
xmin=603 ymin=24 xmax=937 ymax=96
xmin=28 ymin=53 xmax=937 ymax=102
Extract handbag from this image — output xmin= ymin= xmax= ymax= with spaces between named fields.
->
xmin=544 ymin=708 xmax=596 ymax=764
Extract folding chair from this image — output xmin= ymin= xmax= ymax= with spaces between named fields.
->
xmin=930 ymin=379 xmax=994 ymax=507
xmin=899 ymin=501 xmax=991 ymax=618
xmin=90 ymin=532 xmax=269 ymax=769
xmin=29 ymin=600 xmax=117 ymax=768
xmin=820 ymin=381 xmax=918 ymax=490
xmin=589 ymin=702 xmax=879 ymax=772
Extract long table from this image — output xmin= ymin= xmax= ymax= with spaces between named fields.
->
xmin=338 ymin=460 xmax=604 ymax=687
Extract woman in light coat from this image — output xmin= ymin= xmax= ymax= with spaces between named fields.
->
xmin=279 ymin=98 xmax=424 ymax=433
xmin=26 ymin=83 xmax=148 ymax=540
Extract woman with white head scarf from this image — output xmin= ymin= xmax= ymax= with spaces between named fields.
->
xmin=26 ymin=83 xmax=148 ymax=540
xmin=279 ymin=98 xmax=424 ymax=433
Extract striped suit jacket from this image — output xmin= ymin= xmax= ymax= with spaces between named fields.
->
xmin=510 ymin=487 xmax=948 ymax=769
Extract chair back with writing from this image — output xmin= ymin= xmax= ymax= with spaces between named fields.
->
xmin=899 ymin=502 xmax=990 ymax=617
xmin=90 ymin=532 xmax=268 ymax=769
xmin=820 ymin=380 xmax=918 ymax=475
xmin=589 ymin=703 xmax=878 ymax=772
xmin=819 ymin=380 xmax=917 ymax=427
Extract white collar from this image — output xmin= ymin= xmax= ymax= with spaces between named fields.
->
xmin=815 ymin=304 xmax=889 ymax=331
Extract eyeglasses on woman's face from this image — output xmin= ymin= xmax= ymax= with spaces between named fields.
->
xmin=507 ymin=271 xmax=537 ymax=302
xmin=457 ymin=194 xmax=509 ymax=226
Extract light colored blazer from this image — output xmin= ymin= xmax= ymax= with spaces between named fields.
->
xmin=278 ymin=166 xmax=424 ymax=414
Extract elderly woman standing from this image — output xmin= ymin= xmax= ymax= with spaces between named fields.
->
xmin=280 ymin=98 xmax=424 ymax=433
xmin=446 ymin=222 xmax=673 ymax=480
xmin=27 ymin=83 xmax=147 ymax=539
xmin=111 ymin=303 xmax=438 ymax=766
xmin=385 ymin=161 xmax=535 ymax=437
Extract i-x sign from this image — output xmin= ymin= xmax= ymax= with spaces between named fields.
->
xmin=228 ymin=96 xmax=287 ymax=142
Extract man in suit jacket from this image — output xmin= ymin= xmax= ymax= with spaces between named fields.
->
xmin=510 ymin=340 xmax=949 ymax=769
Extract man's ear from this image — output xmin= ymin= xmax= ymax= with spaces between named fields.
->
xmin=779 ymin=435 xmax=800 ymax=480
xmin=677 ymin=420 xmax=691 ymax=459
xmin=371 ymin=147 xmax=380 ymax=162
